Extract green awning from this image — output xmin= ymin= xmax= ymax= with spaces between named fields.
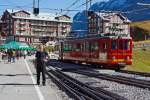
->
xmin=1 ymin=41 xmax=37 ymax=51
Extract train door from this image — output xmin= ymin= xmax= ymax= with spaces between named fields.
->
xmin=84 ymin=41 xmax=90 ymax=61
xmin=118 ymin=38 xmax=124 ymax=63
xmin=90 ymin=40 xmax=99 ymax=60
xmin=84 ymin=39 xmax=93 ymax=61
xmin=99 ymin=39 xmax=108 ymax=62
xmin=59 ymin=42 xmax=64 ymax=60
xmin=111 ymin=39 xmax=118 ymax=62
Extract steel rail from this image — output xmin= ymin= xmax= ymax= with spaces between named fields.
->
xmin=47 ymin=67 xmax=127 ymax=100
xmin=48 ymin=70 xmax=105 ymax=100
xmin=72 ymin=70 xmax=150 ymax=90
xmin=57 ymin=69 xmax=127 ymax=100
xmin=47 ymin=71 xmax=91 ymax=100
xmin=53 ymin=70 xmax=112 ymax=100
xmin=117 ymin=70 xmax=150 ymax=77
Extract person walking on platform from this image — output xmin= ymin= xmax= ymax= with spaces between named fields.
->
xmin=23 ymin=50 xmax=27 ymax=59
xmin=7 ymin=49 xmax=12 ymax=62
xmin=35 ymin=45 xmax=48 ymax=86
xmin=12 ymin=49 xmax=16 ymax=62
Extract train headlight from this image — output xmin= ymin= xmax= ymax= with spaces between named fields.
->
xmin=126 ymin=56 xmax=130 ymax=61
xmin=112 ymin=56 xmax=116 ymax=61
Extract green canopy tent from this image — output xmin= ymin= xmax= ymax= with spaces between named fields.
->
xmin=1 ymin=41 xmax=36 ymax=51
xmin=0 ymin=45 xmax=6 ymax=49
xmin=18 ymin=43 xmax=36 ymax=51
xmin=5 ymin=41 xmax=21 ymax=49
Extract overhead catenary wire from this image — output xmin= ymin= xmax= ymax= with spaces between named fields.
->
xmin=62 ymin=0 xmax=81 ymax=15
xmin=65 ymin=0 xmax=81 ymax=10
xmin=0 ymin=1 xmax=150 ymax=19
xmin=64 ymin=0 xmax=93 ymax=16
xmin=73 ymin=0 xmax=93 ymax=10
xmin=1 ymin=2 xmax=149 ymax=14
xmin=0 ymin=4 xmax=82 ymax=12
xmin=0 ymin=0 xmax=150 ymax=13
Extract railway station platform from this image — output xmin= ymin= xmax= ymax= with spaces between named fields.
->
xmin=0 ymin=56 xmax=61 ymax=100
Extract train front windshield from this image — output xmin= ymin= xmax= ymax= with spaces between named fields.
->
xmin=119 ymin=40 xmax=131 ymax=50
xmin=112 ymin=39 xmax=131 ymax=50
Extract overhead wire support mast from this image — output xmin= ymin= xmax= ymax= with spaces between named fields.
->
xmin=33 ymin=0 xmax=40 ymax=15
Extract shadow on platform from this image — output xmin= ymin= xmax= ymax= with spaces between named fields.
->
xmin=0 ymin=74 xmax=36 ymax=76
xmin=0 ymin=83 xmax=36 ymax=85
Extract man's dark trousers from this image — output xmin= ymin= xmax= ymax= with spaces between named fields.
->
xmin=36 ymin=61 xmax=46 ymax=85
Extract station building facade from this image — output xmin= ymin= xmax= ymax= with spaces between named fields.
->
xmin=1 ymin=9 xmax=71 ymax=44
xmin=88 ymin=11 xmax=131 ymax=37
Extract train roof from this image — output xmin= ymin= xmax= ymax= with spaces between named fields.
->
xmin=64 ymin=34 xmax=132 ymax=42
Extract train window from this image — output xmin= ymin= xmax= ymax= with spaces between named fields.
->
xmin=119 ymin=40 xmax=130 ymax=50
xmin=91 ymin=42 xmax=99 ymax=51
xmin=68 ymin=44 xmax=72 ymax=51
xmin=112 ymin=40 xmax=117 ymax=50
xmin=85 ymin=42 xmax=89 ymax=51
xmin=63 ymin=44 xmax=72 ymax=52
xmin=124 ymin=40 xmax=130 ymax=50
xmin=95 ymin=42 xmax=99 ymax=50
xmin=76 ymin=43 xmax=81 ymax=51
xmin=72 ymin=45 xmax=76 ymax=51
xmin=119 ymin=41 xmax=123 ymax=50
xmin=89 ymin=43 xmax=92 ymax=51
xmin=80 ymin=44 xmax=84 ymax=51
xmin=103 ymin=42 xmax=108 ymax=49
xmin=63 ymin=44 xmax=68 ymax=52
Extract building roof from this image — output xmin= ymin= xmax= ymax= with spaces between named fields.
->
xmin=6 ymin=9 xmax=71 ymax=23
xmin=95 ymin=12 xmax=130 ymax=23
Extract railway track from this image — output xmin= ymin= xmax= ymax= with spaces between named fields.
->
xmin=46 ymin=67 xmax=127 ymax=100
xmin=117 ymin=70 xmax=150 ymax=77
xmin=71 ymin=69 xmax=150 ymax=90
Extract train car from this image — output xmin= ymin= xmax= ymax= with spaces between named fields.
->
xmin=59 ymin=35 xmax=133 ymax=70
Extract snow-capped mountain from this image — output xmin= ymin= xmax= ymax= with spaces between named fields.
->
xmin=72 ymin=0 xmax=150 ymax=33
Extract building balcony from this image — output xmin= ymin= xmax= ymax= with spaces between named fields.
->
xmin=30 ymin=23 xmax=38 ymax=26
xmin=31 ymin=34 xmax=55 ymax=38
xmin=19 ymin=22 xmax=26 ymax=25
xmin=32 ymin=29 xmax=46 ymax=32
xmin=62 ymin=30 xmax=67 ymax=33
xmin=62 ymin=25 xmax=67 ymax=28
xmin=30 ymin=23 xmax=56 ymax=27
xmin=17 ymin=28 xmax=26 ymax=31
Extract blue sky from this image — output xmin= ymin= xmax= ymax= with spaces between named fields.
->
xmin=0 ymin=0 xmax=106 ymax=18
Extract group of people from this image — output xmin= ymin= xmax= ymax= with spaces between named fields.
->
xmin=7 ymin=49 xmax=16 ymax=62
xmin=0 ymin=49 xmax=29 ymax=63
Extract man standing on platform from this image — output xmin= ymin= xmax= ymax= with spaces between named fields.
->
xmin=35 ymin=45 xmax=48 ymax=86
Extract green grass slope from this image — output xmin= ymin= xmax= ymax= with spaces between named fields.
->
xmin=130 ymin=20 xmax=150 ymax=33
xmin=130 ymin=20 xmax=150 ymax=41
xmin=125 ymin=48 xmax=150 ymax=73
